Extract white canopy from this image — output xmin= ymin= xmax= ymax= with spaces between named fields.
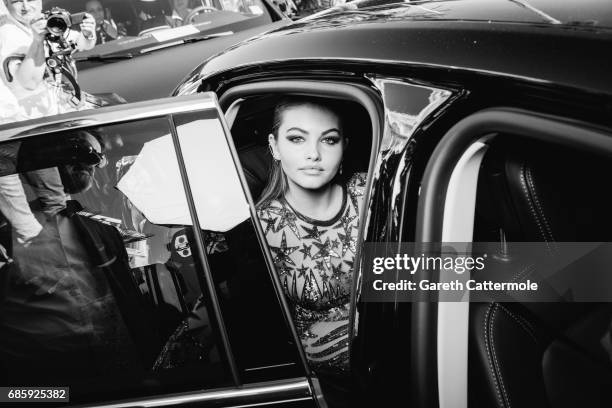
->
xmin=117 ymin=118 xmax=249 ymax=232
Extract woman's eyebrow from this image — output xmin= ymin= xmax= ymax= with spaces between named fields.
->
xmin=286 ymin=127 xmax=308 ymax=133
xmin=322 ymin=128 xmax=341 ymax=135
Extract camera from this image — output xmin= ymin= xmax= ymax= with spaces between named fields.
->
xmin=45 ymin=7 xmax=86 ymax=37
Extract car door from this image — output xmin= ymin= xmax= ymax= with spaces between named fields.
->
xmin=409 ymin=108 xmax=612 ymax=408
xmin=0 ymin=93 xmax=318 ymax=407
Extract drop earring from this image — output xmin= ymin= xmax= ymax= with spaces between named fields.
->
xmin=269 ymin=145 xmax=279 ymax=161
xmin=339 ymin=163 xmax=343 ymax=175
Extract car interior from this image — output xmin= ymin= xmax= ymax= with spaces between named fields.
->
xmin=470 ymin=137 xmax=612 ymax=407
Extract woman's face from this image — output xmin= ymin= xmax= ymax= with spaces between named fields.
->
xmin=270 ymin=103 xmax=345 ymax=192
xmin=6 ymin=0 xmax=42 ymax=25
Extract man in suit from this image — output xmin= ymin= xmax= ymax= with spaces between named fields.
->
xmin=0 ymin=130 xmax=160 ymax=385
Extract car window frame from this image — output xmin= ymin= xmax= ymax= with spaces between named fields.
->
xmin=216 ymin=79 xmax=384 ymax=371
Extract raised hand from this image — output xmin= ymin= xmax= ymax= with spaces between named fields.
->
xmin=80 ymin=13 xmax=96 ymax=39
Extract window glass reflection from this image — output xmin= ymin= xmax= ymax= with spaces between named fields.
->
xmin=0 ymin=119 xmax=231 ymax=404
xmin=174 ymin=112 xmax=305 ymax=381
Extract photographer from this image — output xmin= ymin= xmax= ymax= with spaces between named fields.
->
xmin=0 ymin=0 xmax=96 ymax=119
xmin=86 ymin=0 xmax=126 ymax=44
xmin=0 ymin=1 xmax=97 ymax=247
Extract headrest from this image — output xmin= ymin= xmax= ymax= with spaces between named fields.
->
xmin=478 ymin=140 xmax=612 ymax=243
xmin=238 ymin=144 xmax=272 ymax=203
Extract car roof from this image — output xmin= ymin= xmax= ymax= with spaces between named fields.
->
xmin=186 ymin=0 xmax=612 ymax=96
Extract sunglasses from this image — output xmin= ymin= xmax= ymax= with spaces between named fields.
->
xmin=68 ymin=136 xmax=107 ymax=168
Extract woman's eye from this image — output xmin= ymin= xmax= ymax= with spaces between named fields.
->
xmin=287 ymin=136 xmax=305 ymax=143
xmin=322 ymin=137 xmax=340 ymax=145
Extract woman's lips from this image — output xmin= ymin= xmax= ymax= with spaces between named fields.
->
xmin=300 ymin=167 xmax=324 ymax=175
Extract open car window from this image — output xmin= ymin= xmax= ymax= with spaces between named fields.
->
xmin=223 ymin=90 xmax=376 ymax=393
xmin=0 ymin=116 xmax=233 ymax=404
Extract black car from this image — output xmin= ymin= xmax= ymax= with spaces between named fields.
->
xmin=1 ymin=0 xmax=612 ymax=407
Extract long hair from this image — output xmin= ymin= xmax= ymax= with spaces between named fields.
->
xmin=256 ymin=96 xmax=344 ymax=209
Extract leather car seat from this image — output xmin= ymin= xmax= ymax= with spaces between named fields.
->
xmin=469 ymin=141 xmax=612 ymax=408
xmin=238 ymin=144 xmax=273 ymax=203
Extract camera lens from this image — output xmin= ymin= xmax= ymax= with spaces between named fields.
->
xmin=47 ymin=15 xmax=69 ymax=36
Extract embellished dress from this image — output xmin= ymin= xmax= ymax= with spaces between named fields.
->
xmin=257 ymin=173 xmax=366 ymax=373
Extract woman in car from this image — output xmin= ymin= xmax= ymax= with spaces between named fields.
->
xmin=257 ymin=96 xmax=365 ymax=377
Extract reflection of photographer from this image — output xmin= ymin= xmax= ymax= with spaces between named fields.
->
xmin=0 ymin=0 xmax=96 ymax=120
xmin=85 ymin=0 xmax=126 ymax=45
xmin=0 ymin=1 xmax=97 ymax=246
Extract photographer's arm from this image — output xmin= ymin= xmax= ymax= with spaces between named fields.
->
xmin=10 ymin=19 xmax=47 ymax=91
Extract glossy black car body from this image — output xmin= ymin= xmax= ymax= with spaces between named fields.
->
xmin=0 ymin=0 xmax=611 ymax=407
xmin=173 ymin=0 xmax=612 ymax=407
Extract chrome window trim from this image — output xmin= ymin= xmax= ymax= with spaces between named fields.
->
xmin=224 ymin=397 xmax=314 ymax=407
xmin=0 ymin=94 xmax=216 ymax=142
xmin=244 ymin=362 xmax=297 ymax=372
xmin=366 ymin=75 xmax=453 ymax=155
xmin=79 ymin=378 xmax=312 ymax=408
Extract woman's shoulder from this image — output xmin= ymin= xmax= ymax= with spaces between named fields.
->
xmin=256 ymin=199 xmax=294 ymax=242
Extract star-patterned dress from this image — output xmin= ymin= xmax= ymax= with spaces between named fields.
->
xmin=257 ymin=173 xmax=366 ymax=373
